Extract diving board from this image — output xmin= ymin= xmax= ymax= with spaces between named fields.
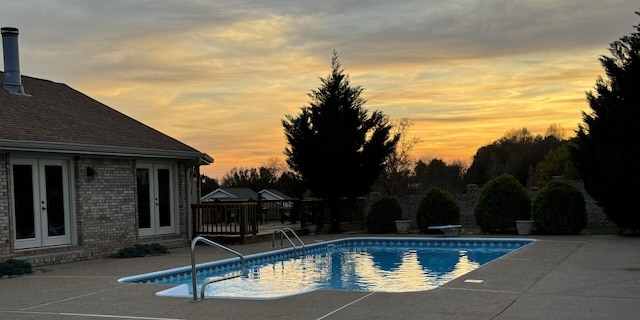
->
xmin=428 ymin=225 xmax=462 ymax=237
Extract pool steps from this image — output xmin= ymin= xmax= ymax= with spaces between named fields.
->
xmin=272 ymin=228 xmax=306 ymax=254
xmin=190 ymin=236 xmax=246 ymax=302
xmin=190 ymin=229 xmax=306 ymax=302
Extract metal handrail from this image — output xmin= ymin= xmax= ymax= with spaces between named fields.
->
xmin=272 ymin=228 xmax=305 ymax=254
xmin=190 ymin=236 xmax=245 ymax=302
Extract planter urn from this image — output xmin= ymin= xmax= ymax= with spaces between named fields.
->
xmin=395 ymin=220 xmax=412 ymax=234
xmin=516 ymin=220 xmax=534 ymax=235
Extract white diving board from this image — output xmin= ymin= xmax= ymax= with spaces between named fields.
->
xmin=428 ymin=225 xmax=462 ymax=237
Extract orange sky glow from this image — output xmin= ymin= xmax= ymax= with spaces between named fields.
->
xmin=2 ymin=1 xmax=638 ymax=180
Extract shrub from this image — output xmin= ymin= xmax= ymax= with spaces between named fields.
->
xmin=474 ymin=174 xmax=531 ymax=233
xmin=364 ymin=196 xmax=403 ymax=233
xmin=416 ymin=188 xmax=460 ymax=233
xmin=532 ymin=180 xmax=587 ymax=234
xmin=0 ymin=259 xmax=32 ymax=276
xmin=111 ymin=243 xmax=169 ymax=258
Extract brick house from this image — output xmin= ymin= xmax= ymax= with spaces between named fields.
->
xmin=0 ymin=27 xmax=213 ymax=266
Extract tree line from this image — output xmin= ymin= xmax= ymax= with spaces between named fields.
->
xmin=205 ymin=125 xmax=576 ymax=199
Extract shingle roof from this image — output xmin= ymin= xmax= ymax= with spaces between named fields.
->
xmin=201 ymin=187 xmax=259 ymax=201
xmin=0 ymin=72 xmax=211 ymax=162
xmin=259 ymin=189 xmax=293 ymax=200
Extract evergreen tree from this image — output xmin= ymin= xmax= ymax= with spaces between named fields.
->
xmin=570 ymin=11 xmax=640 ymax=231
xmin=282 ymin=51 xmax=398 ymax=232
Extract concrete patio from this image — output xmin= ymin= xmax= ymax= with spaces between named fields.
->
xmin=1 ymin=233 xmax=638 ymax=320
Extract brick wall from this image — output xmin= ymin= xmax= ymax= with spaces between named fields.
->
xmin=0 ymin=154 xmax=10 ymax=258
xmin=176 ymin=161 xmax=189 ymax=237
xmin=74 ymin=157 xmax=139 ymax=258
xmin=2 ymin=156 xmax=192 ymax=266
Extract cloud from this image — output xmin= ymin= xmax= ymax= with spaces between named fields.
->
xmin=1 ymin=0 xmax=638 ymax=179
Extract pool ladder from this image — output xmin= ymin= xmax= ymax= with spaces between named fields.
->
xmin=272 ymin=227 xmax=305 ymax=254
xmin=190 ymin=236 xmax=246 ymax=302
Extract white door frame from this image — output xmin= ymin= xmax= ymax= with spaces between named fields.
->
xmin=137 ymin=162 xmax=177 ymax=236
xmin=12 ymin=157 xmax=72 ymax=249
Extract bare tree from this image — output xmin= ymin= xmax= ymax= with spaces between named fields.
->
xmin=378 ymin=117 xmax=420 ymax=195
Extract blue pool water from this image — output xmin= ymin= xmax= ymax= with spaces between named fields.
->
xmin=119 ymin=237 xmax=534 ymax=299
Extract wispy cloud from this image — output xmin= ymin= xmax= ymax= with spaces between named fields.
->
xmin=1 ymin=0 xmax=637 ymax=178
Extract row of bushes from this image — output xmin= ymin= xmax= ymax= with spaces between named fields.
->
xmin=364 ymin=174 xmax=587 ymax=235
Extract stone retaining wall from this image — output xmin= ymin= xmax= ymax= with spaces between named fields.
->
xmin=370 ymin=179 xmax=612 ymax=230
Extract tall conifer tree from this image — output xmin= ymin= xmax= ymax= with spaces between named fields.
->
xmin=570 ymin=11 xmax=640 ymax=231
xmin=283 ymin=51 xmax=398 ymax=232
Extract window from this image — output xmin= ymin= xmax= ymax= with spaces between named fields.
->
xmin=12 ymin=158 xmax=72 ymax=249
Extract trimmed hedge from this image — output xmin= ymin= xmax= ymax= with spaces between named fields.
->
xmin=0 ymin=259 xmax=32 ymax=276
xmin=533 ymin=180 xmax=587 ymax=234
xmin=474 ymin=174 xmax=531 ymax=232
xmin=416 ymin=188 xmax=460 ymax=233
xmin=364 ymin=196 xmax=403 ymax=233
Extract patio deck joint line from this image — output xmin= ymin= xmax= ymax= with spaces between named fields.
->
xmin=19 ymin=283 xmax=138 ymax=311
xmin=440 ymin=286 xmax=522 ymax=294
xmin=316 ymin=292 xmax=376 ymax=320
xmin=0 ymin=310 xmax=186 ymax=320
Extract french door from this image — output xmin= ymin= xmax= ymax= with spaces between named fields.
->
xmin=136 ymin=163 xmax=176 ymax=236
xmin=12 ymin=158 xmax=72 ymax=249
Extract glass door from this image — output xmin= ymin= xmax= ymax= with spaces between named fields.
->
xmin=13 ymin=158 xmax=71 ymax=249
xmin=136 ymin=165 xmax=152 ymax=233
xmin=155 ymin=164 xmax=174 ymax=233
xmin=137 ymin=163 xmax=175 ymax=236
xmin=40 ymin=159 xmax=71 ymax=246
xmin=13 ymin=159 xmax=40 ymax=249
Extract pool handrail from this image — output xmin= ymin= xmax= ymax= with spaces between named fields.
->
xmin=272 ymin=228 xmax=305 ymax=254
xmin=190 ymin=236 xmax=246 ymax=302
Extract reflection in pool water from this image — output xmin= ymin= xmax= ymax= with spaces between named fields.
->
xmin=119 ymin=237 xmax=533 ymax=299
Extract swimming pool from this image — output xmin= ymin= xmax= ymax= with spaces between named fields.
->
xmin=118 ymin=237 xmax=534 ymax=300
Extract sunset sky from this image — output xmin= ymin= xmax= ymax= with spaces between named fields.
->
xmin=1 ymin=1 xmax=638 ymax=180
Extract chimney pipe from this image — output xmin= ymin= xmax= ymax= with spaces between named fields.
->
xmin=2 ymin=27 xmax=26 ymax=95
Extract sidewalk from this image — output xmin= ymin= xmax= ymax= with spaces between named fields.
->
xmin=0 ymin=233 xmax=638 ymax=319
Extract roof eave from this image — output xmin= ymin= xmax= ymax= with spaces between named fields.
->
xmin=0 ymin=139 xmax=213 ymax=165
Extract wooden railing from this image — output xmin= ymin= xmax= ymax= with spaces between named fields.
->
xmin=299 ymin=198 xmax=366 ymax=227
xmin=257 ymin=199 xmax=299 ymax=224
xmin=191 ymin=201 xmax=259 ymax=244
xmin=191 ymin=198 xmax=366 ymax=242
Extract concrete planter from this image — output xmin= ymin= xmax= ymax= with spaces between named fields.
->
xmin=395 ymin=220 xmax=412 ymax=234
xmin=516 ymin=220 xmax=534 ymax=235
